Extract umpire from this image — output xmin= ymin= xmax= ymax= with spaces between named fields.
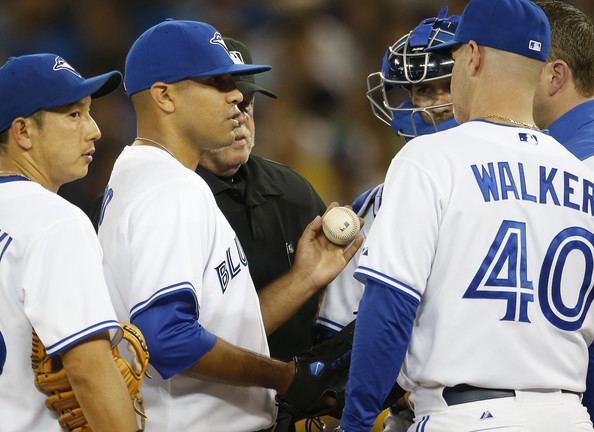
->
xmin=197 ymin=37 xmax=326 ymax=361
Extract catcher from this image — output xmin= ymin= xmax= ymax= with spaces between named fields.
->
xmin=0 ymin=53 xmax=143 ymax=431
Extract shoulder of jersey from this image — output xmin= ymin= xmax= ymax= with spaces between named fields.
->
xmin=21 ymin=184 xmax=88 ymax=225
xmin=117 ymin=146 xmax=210 ymax=193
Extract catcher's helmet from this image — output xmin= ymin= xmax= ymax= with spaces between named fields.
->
xmin=367 ymin=7 xmax=459 ymax=140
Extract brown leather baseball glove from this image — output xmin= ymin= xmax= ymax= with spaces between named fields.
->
xmin=31 ymin=323 xmax=150 ymax=431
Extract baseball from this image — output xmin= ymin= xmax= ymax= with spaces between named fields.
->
xmin=322 ymin=206 xmax=361 ymax=246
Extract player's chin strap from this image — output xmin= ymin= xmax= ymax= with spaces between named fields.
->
xmin=390 ymin=101 xmax=458 ymax=141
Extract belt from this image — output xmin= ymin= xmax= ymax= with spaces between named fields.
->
xmin=442 ymin=384 xmax=579 ymax=406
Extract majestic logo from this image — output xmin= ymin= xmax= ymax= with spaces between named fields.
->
xmin=53 ymin=56 xmax=82 ymax=78
xmin=480 ymin=411 xmax=494 ymax=420
xmin=528 ymin=40 xmax=542 ymax=52
xmin=228 ymin=50 xmax=244 ymax=65
xmin=519 ymin=132 xmax=538 ymax=145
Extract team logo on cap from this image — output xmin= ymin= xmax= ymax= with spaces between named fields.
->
xmin=53 ymin=56 xmax=82 ymax=78
xmin=210 ymin=32 xmax=229 ymax=52
xmin=528 ymin=40 xmax=542 ymax=52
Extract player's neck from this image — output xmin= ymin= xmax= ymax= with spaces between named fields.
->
xmin=471 ymin=105 xmax=536 ymax=129
xmin=0 ymin=157 xmax=56 ymax=191
xmin=134 ymin=128 xmax=200 ymax=171
xmin=470 ymin=79 xmax=537 ymax=128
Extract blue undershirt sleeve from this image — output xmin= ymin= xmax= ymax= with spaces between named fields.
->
xmin=131 ymin=290 xmax=217 ymax=379
xmin=340 ymin=279 xmax=420 ymax=432
xmin=582 ymin=344 xmax=594 ymax=423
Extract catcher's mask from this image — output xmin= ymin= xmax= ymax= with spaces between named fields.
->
xmin=367 ymin=7 xmax=459 ymax=140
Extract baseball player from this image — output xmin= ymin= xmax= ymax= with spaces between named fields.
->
xmin=317 ymin=7 xmax=459 ymax=341
xmin=532 ymin=0 xmax=594 ymax=169
xmin=338 ymin=0 xmax=594 ymax=431
xmin=0 ymin=54 xmax=139 ymax=431
xmin=97 ymin=20 xmax=361 ymax=432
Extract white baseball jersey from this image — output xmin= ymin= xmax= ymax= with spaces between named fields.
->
xmin=98 ymin=146 xmax=275 ymax=432
xmin=0 ymin=177 xmax=120 ymax=432
xmin=356 ymin=121 xmax=594 ymax=393
xmin=317 ymin=184 xmax=383 ymax=334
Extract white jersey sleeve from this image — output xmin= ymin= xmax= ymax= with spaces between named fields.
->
xmin=125 ymin=180 xmax=212 ymax=318
xmin=355 ymin=156 xmax=441 ymax=302
xmin=24 ymin=214 xmax=121 ymax=354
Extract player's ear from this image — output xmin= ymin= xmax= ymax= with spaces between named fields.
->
xmin=467 ymin=40 xmax=482 ymax=76
xmin=149 ymin=82 xmax=176 ymax=114
xmin=548 ymin=59 xmax=570 ymax=97
xmin=10 ymin=117 xmax=35 ymax=151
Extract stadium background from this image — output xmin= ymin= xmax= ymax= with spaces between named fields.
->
xmin=0 ymin=0 xmax=592 ymax=212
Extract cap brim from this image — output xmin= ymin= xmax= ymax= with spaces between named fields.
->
xmin=88 ymin=71 xmax=123 ymax=98
xmin=195 ymin=63 xmax=271 ymax=78
xmin=235 ymin=81 xmax=277 ymax=99
xmin=41 ymin=70 xmax=122 ymax=111
xmin=425 ymin=39 xmax=461 ymax=54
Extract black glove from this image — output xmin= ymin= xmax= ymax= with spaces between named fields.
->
xmin=276 ymin=320 xmax=355 ymax=421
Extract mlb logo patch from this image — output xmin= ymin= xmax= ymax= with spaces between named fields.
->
xmin=528 ymin=40 xmax=542 ymax=52
xmin=519 ymin=133 xmax=539 ymax=145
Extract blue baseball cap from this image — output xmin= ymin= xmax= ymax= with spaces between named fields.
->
xmin=124 ymin=19 xmax=272 ymax=96
xmin=0 ymin=54 xmax=121 ymax=133
xmin=426 ymin=0 xmax=550 ymax=62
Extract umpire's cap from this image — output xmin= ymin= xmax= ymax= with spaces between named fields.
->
xmin=223 ymin=38 xmax=277 ymax=99
xmin=426 ymin=0 xmax=550 ymax=62
xmin=0 ymin=54 xmax=121 ymax=133
xmin=124 ymin=19 xmax=271 ymax=97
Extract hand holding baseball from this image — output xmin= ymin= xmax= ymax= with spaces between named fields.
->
xmin=322 ymin=206 xmax=361 ymax=246
xmin=291 ymin=203 xmax=364 ymax=291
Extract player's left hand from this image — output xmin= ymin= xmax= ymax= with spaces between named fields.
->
xmin=292 ymin=202 xmax=364 ymax=290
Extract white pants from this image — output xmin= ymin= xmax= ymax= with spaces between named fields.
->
xmin=407 ymin=388 xmax=593 ymax=432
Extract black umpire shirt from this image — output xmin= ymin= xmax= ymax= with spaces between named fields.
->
xmin=197 ymin=155 xmax=326 ymax=360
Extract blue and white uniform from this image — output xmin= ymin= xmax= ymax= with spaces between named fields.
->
xmin=98 ymin=146 xmax=275 ymax=432
xmin=341 ymin=121 xmax=594 ymax=432
xmin=0 ymin=176 xmax=121 ymax=432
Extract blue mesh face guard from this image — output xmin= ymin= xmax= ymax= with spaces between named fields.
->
xmin=367 ymin=7 xmax=459 ymax=139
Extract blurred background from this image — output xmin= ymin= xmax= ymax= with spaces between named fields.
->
xmin=1 ymin=0 xmax=592 ymax=214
